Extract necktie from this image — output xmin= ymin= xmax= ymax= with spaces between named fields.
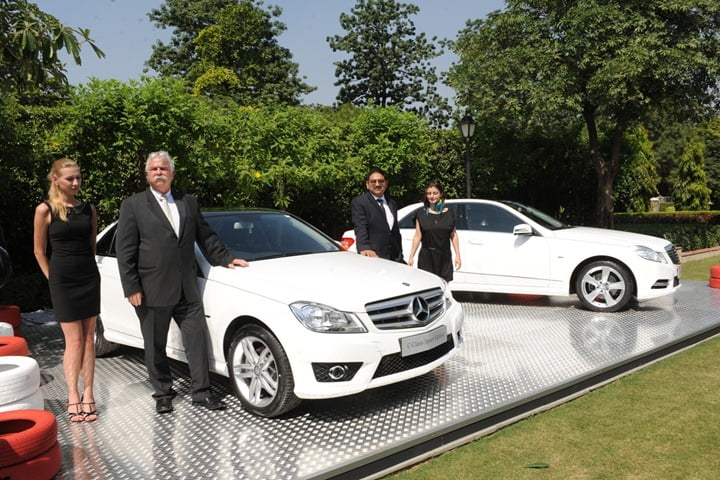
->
xmin=377 ymin=198 xmax=394 ymax=229
xmin=160 ymin=194 xmax=175 ymax=230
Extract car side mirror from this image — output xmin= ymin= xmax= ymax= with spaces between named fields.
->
xmin=513 ymin=224 xmax=533 ymax=236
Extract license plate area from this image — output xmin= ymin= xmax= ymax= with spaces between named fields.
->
xmin=400 ymin=325 xmax=447 ymax=357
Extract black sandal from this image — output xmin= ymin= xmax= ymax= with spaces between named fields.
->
xmin=68 ymin=401 xmax=85 ymax=423
xmin=82 ymin=401 xmax=98 ymax=422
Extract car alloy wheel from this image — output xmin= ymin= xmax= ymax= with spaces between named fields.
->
xmin=575 ymin=260 xmax=634 ymax=312
xmin=228 ymin=324 xmax=300 ymax=417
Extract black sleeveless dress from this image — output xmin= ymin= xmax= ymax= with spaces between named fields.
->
xmin=415 ymin=208 xmax=457 ymax=282
xmin=47 ymin=202 xmax=101 ymax=322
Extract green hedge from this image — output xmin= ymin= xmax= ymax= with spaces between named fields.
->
xmin=615 ymin=211 xmax=720 ymax=250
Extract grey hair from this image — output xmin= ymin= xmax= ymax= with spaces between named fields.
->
xmin=145 ymin=151 xmax=175 ymax=173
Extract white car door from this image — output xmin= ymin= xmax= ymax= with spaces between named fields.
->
xmin=95 ymin=226 xmax=143 ymax=344
xmin=456 ymin=202 xmax=551 ymax=291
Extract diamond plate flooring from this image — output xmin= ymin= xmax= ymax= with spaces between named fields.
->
xmin=20 ymin=281 xmax=720 ymax=479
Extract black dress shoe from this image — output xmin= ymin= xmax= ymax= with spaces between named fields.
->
xmin=192 ymin=396 xmax=227 ymax=411
xmin=156 ymin=397 xmax=174 ymax=414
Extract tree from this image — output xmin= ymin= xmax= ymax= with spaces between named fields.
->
xmin=613 ymin=126 xmax=660 ymax=213
xmin=0 ymin=0 xmax=104 ymax=102
xmin=673 ymin=137 xmax=711 ymax=211
xmin=147 ymin=0 xmax=234 ymax=78
xmin=191 ymin=1 xmax=314 ymax=105
xmin=447 ymin=1 xmax=720 ymax=227
xmin=698 ymin=119 xmax=720 ymax=209
xmin=327 ymin=0 xmax=447 ymax=122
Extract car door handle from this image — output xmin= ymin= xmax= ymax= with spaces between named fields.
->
xmin=468 ymin=239 xmax=484 ymax=245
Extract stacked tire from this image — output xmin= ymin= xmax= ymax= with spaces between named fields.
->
xmin=0 ymin=305 xmax=21 ymax=337
xmin=0 ymin=305 xmax=42 ymax=411
xmin=0 ymin=306 xmax=59 ymax=479
xmin=0 ymin=356 xmax=44 ymax=412
xmin=711 ymin=266 xmax=720 ymax=289
xmin=0 ymin=409 xmax=61 ymax=480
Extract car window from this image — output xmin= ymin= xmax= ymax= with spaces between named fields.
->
xmin=500 ymin=200 xmax=569 ymax=230
xmin=398 ymin=207 xmax=422 ymax=228
xmin=464 ymin=203 xmax=522 ymax=233
xmin=399 ymin=204 xmax=463 ymax=229
xmin=204 ymin=212 xmax=340 ymax=262
xmin=96 ymin=225 xmax=117 ymax=257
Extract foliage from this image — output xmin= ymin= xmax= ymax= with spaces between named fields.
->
xmin=673 ymin=137 xmax=711 ymax=211
xmin=147 ymin=0 xmax=235 ymax=78
xmin=646 ymin=117 xmax=697 ymax=198
xmin=344 ymin=106 xmax=436 ymax=207
xmin=0 ymin=94 xmax=41 ymax=273
xmin=0 ymin=0 xmax=104 ymax=103
xmin=613 ymin=126 xmax=660 ymax=213
xmin=47 ymin=78 xmax=206 ymax=228
xmin=327 ymin=0 xmax=448 ymax=125
xmin=698 ymin=119 xmax=720 ymax=209
xmin=447 ymin=0 xmax=720 ymax=227
xmin=616 ymin=210 xmax=720 ymax=249
xmin=191 ymin=1 xmax=314 ymax=105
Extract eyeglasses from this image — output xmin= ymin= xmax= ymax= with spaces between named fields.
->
xmin=368 ymin=179 xmax=386 ymax=184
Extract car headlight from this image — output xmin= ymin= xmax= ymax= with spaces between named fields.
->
xmin=634 ymin=245 xmax=667 ymax=263
xmin=290 ymin=302 xmax=367 ymax=333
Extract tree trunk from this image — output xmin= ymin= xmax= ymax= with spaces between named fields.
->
xmin=583 ymin=104 xmax=626 ymax=228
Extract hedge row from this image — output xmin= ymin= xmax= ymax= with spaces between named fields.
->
xmin=615 ymin=211 xmax=720 ymax=251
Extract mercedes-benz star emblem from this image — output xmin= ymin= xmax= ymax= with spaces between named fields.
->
xmin=412 ymin=297 xmax=430 ymax=321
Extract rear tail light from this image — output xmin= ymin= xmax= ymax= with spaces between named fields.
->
xmin=340 ymin=237 xmax=355 ymax=250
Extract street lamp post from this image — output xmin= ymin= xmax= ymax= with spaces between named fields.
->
xmin=459 ymin=114 xmax=476 ymax=198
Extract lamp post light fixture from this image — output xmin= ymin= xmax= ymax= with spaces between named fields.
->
xmin=459 ymin=114 xmax=476 ymax=198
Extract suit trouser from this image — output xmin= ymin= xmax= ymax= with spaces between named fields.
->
xmin=135 ymin=296 xmax=211 ymax=401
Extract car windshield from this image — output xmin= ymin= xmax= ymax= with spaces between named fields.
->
xmin=203 ymin=211 xmax=342 ymax=261
xmin=499 ymin=201 xmax=570 ymax=230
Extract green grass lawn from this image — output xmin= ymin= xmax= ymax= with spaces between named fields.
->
xmin=386 ymin=255 xmax=720 ymax=480
xmin=681 ymin=254 xmax=720 ymax=282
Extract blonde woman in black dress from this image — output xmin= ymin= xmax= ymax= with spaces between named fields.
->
xmin=33 ymin=158 xmax=100 ymax=422
xmin=407 ymin=180 xmax=461 ymax=281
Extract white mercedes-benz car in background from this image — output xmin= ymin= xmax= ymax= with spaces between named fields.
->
xmin=94 ymin=209 xmax=463 ymax=417
xmin=341 ymin=199 xmax=681 ymax=312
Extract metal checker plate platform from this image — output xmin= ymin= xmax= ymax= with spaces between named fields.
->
xmin=20 ymin=281 xmax=720 ymax=479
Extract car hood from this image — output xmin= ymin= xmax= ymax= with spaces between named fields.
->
xmin=206 ymin=251 xmax=443 ymax=312
xmin=551 ymin=226 xmax=671 ymax=250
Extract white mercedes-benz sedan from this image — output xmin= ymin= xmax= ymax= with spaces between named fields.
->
xmin=94 ymin=209 xmax=463 ymax=417
xmin=341 ymin=199 xmax=681 ymax=313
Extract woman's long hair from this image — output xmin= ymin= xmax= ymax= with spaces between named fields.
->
xmin=46 ymin=158 xmax=79 ymax=222
xmin=423 ymin=179 xmax=446 ymax=214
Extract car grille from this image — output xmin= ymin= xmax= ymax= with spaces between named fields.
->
xmin=372 ymin=335 xmax=455 ymax=379
xmin=365 ymin=288 xmax=445 ymax=330
xmin=666 ymin=244 xmax=680 ymax=265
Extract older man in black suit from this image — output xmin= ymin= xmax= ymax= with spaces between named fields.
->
xmin=351 ymin=168 xmax=404 ymax=262
xmin=116 ymin=151 xmax=248 ymax=414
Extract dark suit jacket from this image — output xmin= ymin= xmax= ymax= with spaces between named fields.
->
xmin=116 ymin=189 xmax=233 ymax=307
xmin=351 ymin=191 xmax=404 ymax=262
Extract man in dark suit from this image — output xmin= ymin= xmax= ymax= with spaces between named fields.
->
xmin=351 ymin=168 xmax=404 ymax=262
xmin=116 ymin=151 xmax=248 ymax=414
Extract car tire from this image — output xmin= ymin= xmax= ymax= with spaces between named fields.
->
xmin=575 ymin=260 xmax=634 ymax=312
xmin=0 ymin=441 xmax=61 ymax=480
xmin=227 ymin=324 xmax=301 ymax=417
xmin=0 ymin=409 xmax=57 ymax=467
xmin=0 ymin=356 xmax=41 ymax=406
xmin=710 ymin=265 xmax=720 ymax=279
xmin=0 ymin=389 xmax=44 ymax=413
xmin=0 ymin=336 xmax=29 ymax=356
xmin=94 ymin=316 xmax=118 ymax=357
xmin=0 ymin=322 xmax=13 ymax=336
xmin=0 ymin=305 xmax=21 ymax=336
